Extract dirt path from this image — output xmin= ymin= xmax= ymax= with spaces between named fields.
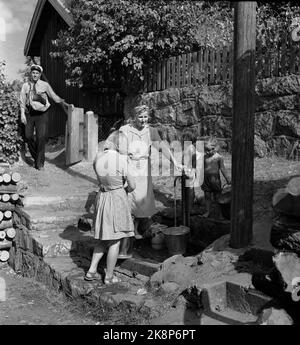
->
xmin=0 ymin=263 xmax=96 ymax=325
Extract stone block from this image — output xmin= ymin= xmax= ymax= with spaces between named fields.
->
xmin=256 ymin=95 xmax=298 ymax=112
xmin=199 ymin=115 xmax=232 ymax=138
xmin=160 ymin=282 xmax=180 ymax=294
xmin=275 ymin=110 xmax=300 ymax=138
xmin=257 ymin=307 xmax=294 ymax=325
xmin=254 ymin=111 xmax=275 ymax=140
xmin=254 ymin=135 xmax=269 ymax=158
xmin=256 ymin=74 xmax=300 ymax=97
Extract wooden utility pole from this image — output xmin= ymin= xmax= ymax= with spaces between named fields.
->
xmin=230 ymin=2 xmax=257 ymax=248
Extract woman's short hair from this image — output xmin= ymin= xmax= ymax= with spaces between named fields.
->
xmin=104 ymin=130 xmax=128 ymax=153
xmin=133 ymin=104 xmax=149 ymax=117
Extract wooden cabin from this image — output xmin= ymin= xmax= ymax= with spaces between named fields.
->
xmin=24 ymin=0 xmax=123 ymax=139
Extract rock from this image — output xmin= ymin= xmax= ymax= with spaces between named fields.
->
xmin=254 ymin=111 xmax=275 ymax=140
xmin=156 ymin=124 xmax=179 ymax=141
xmin=270 ymin=215 xmax=300 ymax=254
xmin=199 ymin=115 xmax=232 ymax=138
xmin=275 ymin=110 xmax=300 ymax=138
xmin=160 ymin=282 xmax=180 ymax=293
xmin=155 ymin=106 xmax=177 ymax=125
xmin=254 ymin=135 xmax=268 ymax=158
xmin=175 ymin=102 xmax=198 ymax=127
xmin=257 ymin=307 xmax=293 ymax=325
xmin=272 ymin=251 xmax=300 ymax=293
xmin=267 ymin=135 xmax=295 ymax=157
xmin=256 ymin=95 xmax=298 ymax=112
xmin=256 ymin=74 xmax=300 ymax=97
xmin=149 ymin=254 xmax=198 ymax=289
xmin=197 ymin=84 xmax=232 ymax=116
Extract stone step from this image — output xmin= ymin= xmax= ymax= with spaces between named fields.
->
xmin=9 ymin=248 xmax=161 ymax=321
xmin=16 ymin=227 xmax=96 ymax=259
xmin=22 ymin=209 xmax=83 ymax=231
xmin=23 ymin=193 xmax=96 ymax=213
xmin=15 ymin=226 xmax=162 ymax=277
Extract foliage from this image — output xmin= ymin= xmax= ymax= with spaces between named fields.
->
xmin=255 ymin=2 xmax=300 ymax=78
xmin=51 ymin=1 xmax=300 ymax=93
xmin=0 ymin=61 xmax=23 ymax=164
xmin=257 ymin=2 xmax=300 ymax=47
xmin=51 ymin=0 xmax=233 ymax=93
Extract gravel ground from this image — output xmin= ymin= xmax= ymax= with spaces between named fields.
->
xmin=0 ymin=263 xmax=97 ymax=325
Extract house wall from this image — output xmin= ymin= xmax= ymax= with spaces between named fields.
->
xmin=38 ymin=3 xmax=124 ymax=138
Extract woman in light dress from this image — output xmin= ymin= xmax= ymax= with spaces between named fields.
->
xmin=119 ymin=105 xmax=182 ymax=239
xmin=84 ymin=131 xmax=135 ymax=284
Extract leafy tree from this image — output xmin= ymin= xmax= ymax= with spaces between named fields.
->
xmin=0 ymin=61 xmax=23 ymax=164
xmin=51 ymin=1 xmax=300 ymax=93
xmin=51 ymin=0 xmax=233 ymax=93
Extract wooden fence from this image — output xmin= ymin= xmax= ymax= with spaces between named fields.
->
xmin=143 ymin=31 xmax=300 ymax=92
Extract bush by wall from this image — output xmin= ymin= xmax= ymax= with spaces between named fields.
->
xmin=0 ymin=61 xmax=23 ymax=164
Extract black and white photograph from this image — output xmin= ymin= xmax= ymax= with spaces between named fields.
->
xmin=0 ymin=0 xmax=300 ymax=331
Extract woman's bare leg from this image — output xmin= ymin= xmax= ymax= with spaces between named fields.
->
xmin=87 ymin=242 xmax=106 ymax=273
xmin=106 ymin=240 xmax=121 ymax=278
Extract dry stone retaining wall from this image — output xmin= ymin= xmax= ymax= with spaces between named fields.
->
xmin=124 ymin=74 xmax=300 ymax=157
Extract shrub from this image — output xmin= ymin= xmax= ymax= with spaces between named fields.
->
xmin=0 ymin=61 xmax=23 ymax=164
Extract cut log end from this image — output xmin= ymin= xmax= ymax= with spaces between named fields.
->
xmin=2 ymin=173 xmax=11 ymax=184
xmin=5 ymin=228 xmax=16 ymax=239
xmin=1 ymin=194 xmax=10 ymax=202
xmin=11 ymin=172 xmax=21 ymax=183
xmin=0 ymin=250 xmax=10 ymax=262
xmin=4 ymin=210 xmax=12 ymax=219
xmin=11 ymin=194 xmax=19 ymax=201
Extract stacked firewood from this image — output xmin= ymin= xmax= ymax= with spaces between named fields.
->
xmin=0 ymin=166 xmax=22 ymax=262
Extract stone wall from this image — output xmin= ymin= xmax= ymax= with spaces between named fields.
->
xmin=124 ymin=74 xmax=300 ymax=157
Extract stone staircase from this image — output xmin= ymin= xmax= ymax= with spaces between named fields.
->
xmin=9 ymin=193 xmax=170 ymax=323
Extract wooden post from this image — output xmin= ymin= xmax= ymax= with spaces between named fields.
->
xmin=65 ymin=106 xmax=84 ymax=166
xmin=230 ymin=2 xmax=257 ymax=248
xmin=84 ymin=111 xmax=98 ymax=162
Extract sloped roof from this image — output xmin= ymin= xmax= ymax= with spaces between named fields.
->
xmin=24 ymin=0 xmax=73 ymax=56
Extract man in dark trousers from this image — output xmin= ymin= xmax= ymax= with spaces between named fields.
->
xmin=20 ymin=64 xmax=72 ymax=170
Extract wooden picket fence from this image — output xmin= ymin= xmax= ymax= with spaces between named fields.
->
xmin=143 ymin=31 xmax=300 ymax=92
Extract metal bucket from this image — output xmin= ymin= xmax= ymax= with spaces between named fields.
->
xmin=118 ymin=237 xmax=134 ymax=259
xmin=162 ymin=226 xmax=190 ymax=256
